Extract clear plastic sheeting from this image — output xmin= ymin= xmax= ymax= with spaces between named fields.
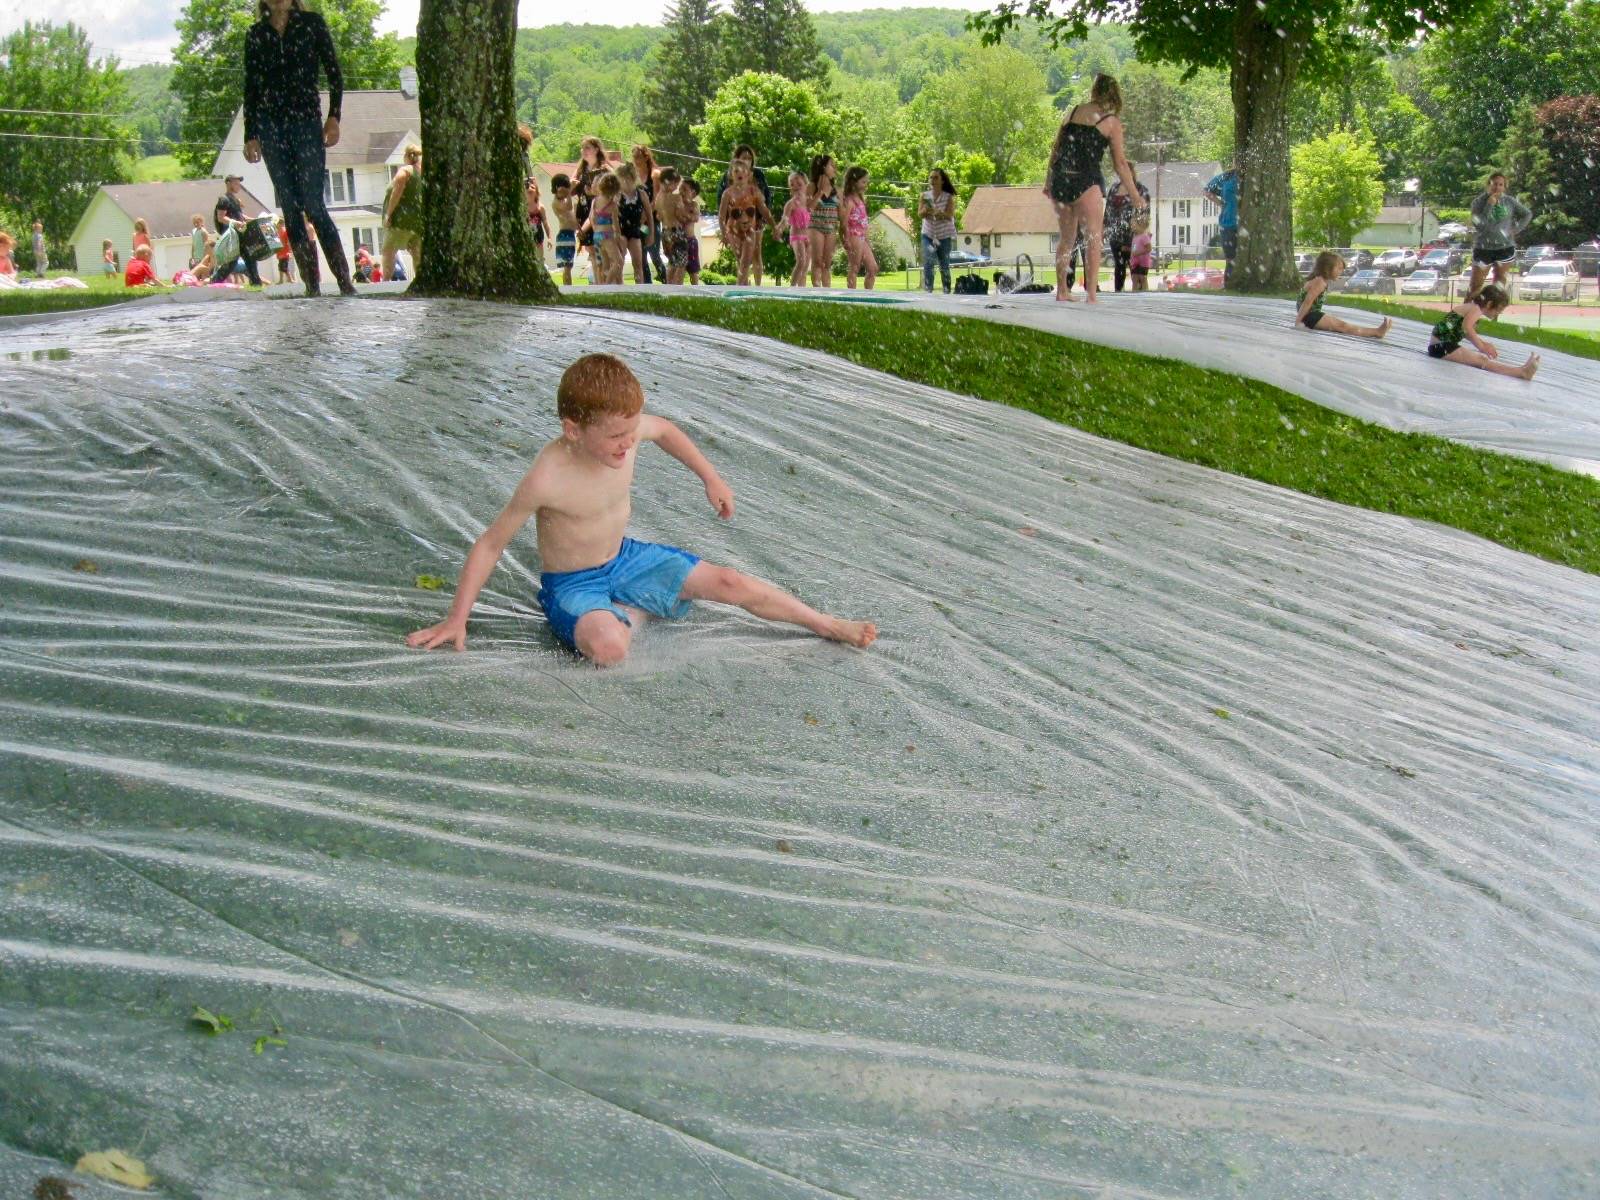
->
xmin=662 ymin=286 xmax=1600 ymax=478
xmin=1 ymin=300 xmax=1598 ymax=1199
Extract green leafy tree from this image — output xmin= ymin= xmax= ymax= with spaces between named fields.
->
xmin=723 ymin=0 xmax=830 ymax=88
xmin=1290 ymin=128 xmax=1384 ymax=246
xmin=692 ymin=70 xmax=841 ymax=195
xmin=172 ymin=0 xmax=402 ymax=177
xmin=0 ymin=22 xmax=131 ymax=254
xmin=638 ymin=0 xmax=730 ymax=163
xmin=975 ymin=0 xmax=1492 ymax=291
xmin=1413 ymin=0 xmax=1600 ymax=202
xmin=1523 ymin=95 xmax=1600 ymax=243
xmin=1116 ymin=59 xmax=1231 ymax=164
xmin=914 ymin=45 xmax=1055 ymax=185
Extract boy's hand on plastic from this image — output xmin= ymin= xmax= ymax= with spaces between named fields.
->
xmin=407 ymin=619 xmax=468 ymax=651
xmin=1484 ymin=343 xmax=1499 ymax=359
xmin=705 ymin=477 xmax=735 ymax=519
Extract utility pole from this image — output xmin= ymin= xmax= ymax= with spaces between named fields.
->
xmin=1143 ymin=137 xmax=1176 ymax=266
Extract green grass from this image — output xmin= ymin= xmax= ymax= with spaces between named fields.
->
xmin=572 ymin=291 xmax=1600 ymax=576
xmin=130 ymin=154 xmax=187 ymax=183
xmin=0 ymin=272 xmax=145 ymax=318
xmin=1317 ymin=292 xmax=1600 ymax=360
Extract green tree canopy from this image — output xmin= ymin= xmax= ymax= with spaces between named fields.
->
xmin=692 ymin=70 xmax=840 ymax=196
xmin=638 ymin=0 xmax=730 ymax=164
xmin=1290 ymin=128 xmax=1384 ymax=246
xmin=0 ymin=21 xmax=131 ymax=250
xmin=723 ymin=0 xmax=830 ymax=88
xmin=914 ymin=44 xmax=1055 ymax=185
xmin=1413 ymin=0 xmax=1600 ymax=203
xmin=172 ymin=0 xmax=401 ymax=177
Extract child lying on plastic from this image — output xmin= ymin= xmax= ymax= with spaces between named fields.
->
xmin=407 ymin=353 xmax=878 ymax=666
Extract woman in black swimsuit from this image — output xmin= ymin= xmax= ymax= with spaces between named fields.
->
xmin=1045 ymin=74 xmax=1143 ymax=303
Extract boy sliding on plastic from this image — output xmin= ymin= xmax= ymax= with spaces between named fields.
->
xmin=1426 ymin=284 xmax=1539 ymax=380
xmin=1294 ymin=251 xmax=1391 ymax=338
xmin=407 ymin=354 xmax=878 ymax=665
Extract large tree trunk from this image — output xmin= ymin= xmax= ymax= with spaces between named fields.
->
xmin=411 ymin=0 xmax=558 ymax=301
xmin=1229 ymin=10 xmax=1301 ymax=292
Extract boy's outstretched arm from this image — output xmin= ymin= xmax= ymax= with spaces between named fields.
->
xmin=407 ymin=469 xmax=544 ymax=651
xmin=642 ymin=414 xmax=734 ymax=519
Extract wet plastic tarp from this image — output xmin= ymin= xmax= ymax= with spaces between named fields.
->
xmin=2 ymin=300 xmax=1598 ymax=1198
xmin=639 ymin=285 xmax=1600 ymax=478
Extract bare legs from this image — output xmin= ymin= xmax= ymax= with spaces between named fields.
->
xmin=845 ymin=236 xmax=877 ymax=289
xmin=570 ymin=562 xmax=877 ymax=667
xmin=809 ymin=230 xmax=836 ymax=287
xmin=790 ymin=240 xmax=810 ymax=287
xmin=1313 ymin=314 xmax=1391 ymax=338
xmin=1445 ymin=346 xmax=1540 ymax=379
xmin=1054 ymin=186 xmax=1107 ymax=301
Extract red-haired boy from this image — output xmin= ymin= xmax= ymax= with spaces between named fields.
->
xmin=408 ymin=354 xmax=876 ymax=665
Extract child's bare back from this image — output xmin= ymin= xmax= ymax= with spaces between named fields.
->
xmin=406 ymin=354 xmax=876 ymax=664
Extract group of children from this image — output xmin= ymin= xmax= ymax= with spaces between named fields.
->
xmin=1295 ymin=250 xmax=1540 ymax=380
xmin=525 ymin=140 xmax=888 ymax=291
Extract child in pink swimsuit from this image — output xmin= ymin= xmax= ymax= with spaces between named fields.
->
xmin=782 ymin=171 xmax=812 ymax=287
xmin=840 ymin=165 xmax=877 ymax=289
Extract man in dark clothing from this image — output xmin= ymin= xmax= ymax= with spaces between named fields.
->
xmin=1105 ymin=177 xmax=1151 ymax=292
xmin=214 ymin=173 xmax=263 ymax=286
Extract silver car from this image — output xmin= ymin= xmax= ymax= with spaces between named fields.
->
xmin=1518 ymin=259 xmax=1580 ymax=300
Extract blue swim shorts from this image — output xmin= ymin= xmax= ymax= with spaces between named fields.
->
xmin=555 ymin=228 xmax=576 ymax=267
xmin=537 ymin=537 xmax=700 ymax=650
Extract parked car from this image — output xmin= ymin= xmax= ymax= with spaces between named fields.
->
xmin=1373 ymin=248 xmax=1418 ymax=276
xmin=1569 ymin=239 xmax=1600 ymax=273
xmin=1400 ymin=268 xmax=1445 ymax=295
xmin=1294 ymin=252 xmax=1317 ymax=276
xmin=1419 ymin=247 xmax=1463 ymax=274
xmin=1165 ymin=266 xmax=1225 ymax=291
xmin=1516 ymin=244 xmax=1561 ymax=272
xmin=1344 ymin=268 xmax=1395 ymax=295
xmin=1332 ymin=247 xmax=1376 ymax=272
xmin=1518 ymin=259 xmax=1580 ymax=300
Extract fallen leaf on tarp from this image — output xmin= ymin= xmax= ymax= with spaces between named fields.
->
xmin=1211 ymin=708 xmax=1231 ymax=720
xmin=72 ymin=559 xmax=99 ymax=573
xmin=775 ymin=839 xmax=794 ymax=853
xmin=253 ymin=1035 xmax=288 ymax=1055
xmin=338 ymin=927 xmax=360 ymax=947
xmin=1017 ymin=527 xmax=1038 ymax=537
xmin=803 ymin=712 xmax=819 ymax=726
xmin=33 ymin=1176 xmax=76 ymax=1200
xmin=74 ymin=1150 xmax=154 ymax=1190
xmin=415 ymin=574 xmax=448 ymax=591
xmin=190 ymin=1005 xmax=233 ymax=1035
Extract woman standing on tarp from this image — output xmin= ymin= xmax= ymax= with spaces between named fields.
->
xmin=243 ymin=0 xmax=356 ymax=297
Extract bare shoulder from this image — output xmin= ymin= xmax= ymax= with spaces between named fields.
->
xmin=637 ymin=412 xmax=675 ymax=442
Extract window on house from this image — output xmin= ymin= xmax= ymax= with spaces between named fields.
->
xmin=324 ymin=170 xmax=356 ymax=204
xmin=1173 ymin=224 xmax=1192 ymax=246
xmin=1173 ymin=199 xmax=1191 ymax=219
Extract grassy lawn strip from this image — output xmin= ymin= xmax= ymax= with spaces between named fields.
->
xmin=1317 ymin=292 xmax=1600 ymax=360
xmin=0 ymin=291 xmax=142 ymax=318
xmin=574 ymin=292 xmax=1600 ymax=576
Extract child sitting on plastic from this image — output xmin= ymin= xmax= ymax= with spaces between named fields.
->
xmin=407 ymin=354 xmax=877 ymax=665
xmin=1295 ymin=252 xmax=1392 ymax=338
xmin=1426 ymin=284 xmax=1539 ymax=380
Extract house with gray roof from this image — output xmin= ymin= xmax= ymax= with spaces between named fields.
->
xmin=210 ymin=72 xmax=422 ymax=277
xmin=959 ymin=161 xmax=1224 ymax=265
xmin=68 ymin=179 xmax=271 ymax=281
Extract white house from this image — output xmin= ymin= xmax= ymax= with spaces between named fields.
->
xmin=872 ymin=207 xmax=915 ymax=268
xmin=959 ymin=160 xmax=1224 ymax=263
xmin=68 ymin=179 xmax=272 ymax=281
xmin=1353 ymin=203 xmax=1441 ymax=248
xmin=211 ymin=78 xmax=422 ymax=278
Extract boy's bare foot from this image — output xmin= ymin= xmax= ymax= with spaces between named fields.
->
xmin=822 ymin=618 xmax=877 ymax=648
xmin=1520 ymin=353 xmax=1540 ymax=381
xmin=1373 ymin=317 xmax=1392 ymax=338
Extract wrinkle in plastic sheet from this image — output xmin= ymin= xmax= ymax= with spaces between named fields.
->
xmin=1 ymin=300 xmax=1598 ymax=1199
